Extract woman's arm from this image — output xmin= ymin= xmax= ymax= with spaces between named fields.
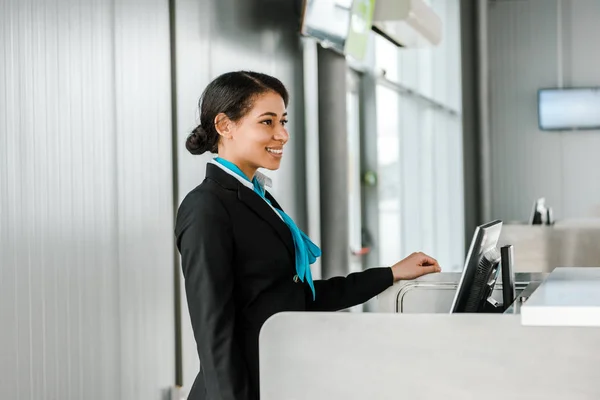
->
xmin=306 ymin=253 xmax=441 ymax=312
xmin=306 ymin=267 xmax=394 ymax=312
xmin=176 ymin=191 xmax=250 ymax=400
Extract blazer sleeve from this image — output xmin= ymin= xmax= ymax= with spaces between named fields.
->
xmin=176 ymin=192 xmax=250 ymax=400
xmin=306 ymin=267 xmax=394 ymax=312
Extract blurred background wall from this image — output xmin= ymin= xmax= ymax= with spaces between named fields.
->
xmin=0 ymin=0 xmax=175 ymax=398
xmin=486 ymin=0 xmax=600 ymax=223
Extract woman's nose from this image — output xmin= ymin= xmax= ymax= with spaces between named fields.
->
xmin=275 ymin=126 xmax=289 ymax=144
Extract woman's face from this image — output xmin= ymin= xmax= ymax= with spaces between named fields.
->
xmin=218 ymin=91 xmax=289 ymax=179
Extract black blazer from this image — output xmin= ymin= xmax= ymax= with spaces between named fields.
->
xmin=175 ymin=163 xmax=394 ymax=400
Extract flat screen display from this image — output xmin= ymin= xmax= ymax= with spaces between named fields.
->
xmin=300 ymin=0 xmax=375 ymax=61
xmin=300 ymin=0 xmax=353 ymax=55
xmin=538 ymin=88 xmax=600 ymax=131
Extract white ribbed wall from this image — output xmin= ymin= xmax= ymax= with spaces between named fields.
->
xmin=0 ymin=0 xmax=175 ymax=399
xmin=488 ymin=0 xmax=600 ymax=222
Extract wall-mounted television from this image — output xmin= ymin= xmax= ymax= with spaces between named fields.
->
xmin=538 ymin=87 xmax=600 ymax=131
xmin=300 ymin=0 xmax=375 ymax=61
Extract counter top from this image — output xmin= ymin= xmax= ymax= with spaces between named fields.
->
xmin=521 ymin=267 xmax=600 ymax=327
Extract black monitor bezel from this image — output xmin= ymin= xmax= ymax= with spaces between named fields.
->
xmin=450 ymin=219 xmax=503 ymax=313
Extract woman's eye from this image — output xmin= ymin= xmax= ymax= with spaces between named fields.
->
xmin=281 ymin=120 xmax=288 ymax=126
xmin=261 ymin=120 xmax=273 ymax=126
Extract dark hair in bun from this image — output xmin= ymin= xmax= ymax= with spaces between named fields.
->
xmin=186 ymin=70 xmax=289 ymax=155
xmin=186 ymin=124 xmax=216 ymax=155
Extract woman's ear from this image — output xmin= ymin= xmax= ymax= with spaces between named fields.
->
xmin=214 ymin=113 xmax=234 ymax=139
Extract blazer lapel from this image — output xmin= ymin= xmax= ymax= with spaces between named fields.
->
xmin=237 ymin=186 xmax=295 ymax=258
xmin=205 ymin=162 xmax=295 ymax=258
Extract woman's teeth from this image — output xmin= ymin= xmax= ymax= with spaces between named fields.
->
xmin=266 ymin=148 xmax=283 ymax=154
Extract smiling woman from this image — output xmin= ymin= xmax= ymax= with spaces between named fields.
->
xmin=175 ymin=71 xmax=442 ymax=400
xmin=186 ymin=72 xmax=290 ymax=178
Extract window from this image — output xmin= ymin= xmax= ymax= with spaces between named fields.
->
xmin=373 ymin=0 xmax=465 ymax=271
xmin=376 ymin=85 xmax=402 ymax=266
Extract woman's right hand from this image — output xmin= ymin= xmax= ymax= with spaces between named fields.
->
xmin=390 ymin=252 xmax=441 ymax=282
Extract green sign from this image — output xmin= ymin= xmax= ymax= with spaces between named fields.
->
xmin=345 ymin=0 xmax=376 ymax=61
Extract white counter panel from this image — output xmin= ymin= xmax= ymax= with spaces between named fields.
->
xmin=521 ymin=267 xmax=600 ymax=327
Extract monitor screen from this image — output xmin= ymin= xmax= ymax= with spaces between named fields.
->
xmin=538 ymin=88 xmax=600 ymax=131
xmin=300 ymin=0 xmax=353 ymax=54
xmin=300 ymin=0 xmax=375 ymax=61
xmin=450 ymin=220 xmax=503 ymax=313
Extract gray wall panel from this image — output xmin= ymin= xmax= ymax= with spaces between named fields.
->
xmin=488 ymin=0 xmax=600 ymax=222
xmin=0 ymin=0 xmax=174 ymax=398
xmin=0 ymin=0 xmax=121 ymax=398
xmin=489 ymin=0 xmax=563 ymax=222
xmin=459 ymin=0 xmax=482 ymax=243
xmin=561 ymin=0 xmax=600 ymax=218
xmin=114 ymin=0 xmax=175 ymax=398
xmin=172 ymin=0 xmax=212 ymax=388
xmin=316 ymin=47 xmax=348 ymax=279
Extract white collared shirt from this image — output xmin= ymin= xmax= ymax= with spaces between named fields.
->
xmin=210 ymin=159 xmax=283 ymax=221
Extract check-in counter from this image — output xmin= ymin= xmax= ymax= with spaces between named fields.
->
xmin=259 ymin=268 xmax=600 ymax=400
xmin=498 ymin=220 xmax=600 ymax=272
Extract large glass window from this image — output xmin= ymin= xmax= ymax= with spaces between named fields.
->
xmin=373 ymin=0 xmax=465 ymax=271
xmin=376 ymin=85 xmax=401 ymax=267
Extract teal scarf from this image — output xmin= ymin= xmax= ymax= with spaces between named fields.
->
xmin=214 ymin=157 xmax=320 ymax=299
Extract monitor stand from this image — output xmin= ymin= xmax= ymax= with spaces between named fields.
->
xmin=482 ymin=245 xmax=516 ymax=313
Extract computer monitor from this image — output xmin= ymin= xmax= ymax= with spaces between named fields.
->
xmin=529 ymin=197 xmax=554 ymax=225
xmin=450 ymin=220 xmax=505 ymax=313
xmin=530 ymin=197 xmax=547 ymax=225
xmin=299 ymin=0 xmax=374 ymax=61
xmin=538 ymin=87 xmax=600 ymax=131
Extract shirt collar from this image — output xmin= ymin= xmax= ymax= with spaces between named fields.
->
xmin=209 ymin=159 xmax=272 ymax=190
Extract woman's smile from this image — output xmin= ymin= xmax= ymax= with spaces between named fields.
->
xmin=266 ymin=146 xmax=283 ymax=158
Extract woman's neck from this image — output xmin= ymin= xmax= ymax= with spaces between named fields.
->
xmin=216 ymin=155 xmax=256 ymax=181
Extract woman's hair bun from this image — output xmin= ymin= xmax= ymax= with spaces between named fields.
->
xmin=186 ymin=125 xmax=209 ymax=155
